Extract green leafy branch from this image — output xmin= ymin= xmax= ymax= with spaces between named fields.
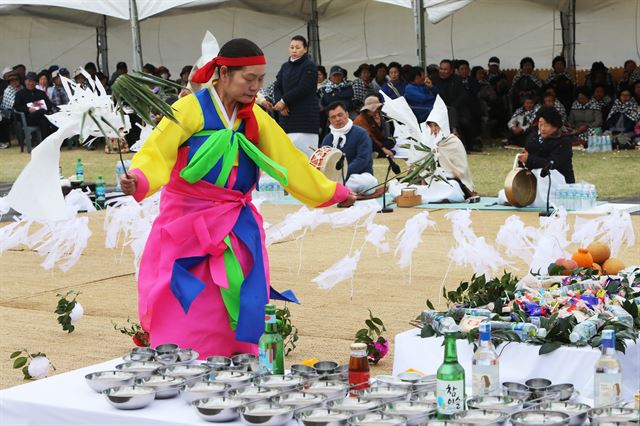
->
xmin=275 ymin=303 xmax=299 ymax=356
xmin=112 ymin=317 xmax=150 ymax=347
xmin=9 ymin=349 xmax=56 ymax=380
xmin=54 ymin=290 xmax=81 ymax=333
xmin=354 ymin=309 xmax=388 ymax=364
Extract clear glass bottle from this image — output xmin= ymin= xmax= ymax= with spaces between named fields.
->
xmin=594 ymin=329 xmax=622 ymax=407
xmin=472 ymin=322 xmax=499 ymax=396
xmin=436 ymin=329 xmax=465 ymax=419
xmin=258 ymin=304 xmax=284 ymax=375
xmin=348 ymin=342 xmax=370 ymax=396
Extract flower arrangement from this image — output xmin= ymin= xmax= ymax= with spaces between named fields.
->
xmin=112 ymin=317 xmax=150 ymax=347
xmin=354 ymin=310 xmax=389 ymax=364
xmin=55 ymin=290 xmax=83 ymax=333
xmin=10 ymin=349 xmax=56 ymax=380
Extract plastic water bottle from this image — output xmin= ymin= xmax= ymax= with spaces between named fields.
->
xmin=115 ymin=160 xmax=130 ymax=192
xmin=489 ymin=321 xmax=539 ymax=341
xmin=95 ymin=175 xmax=106 ymax=209
xmin=75 ymin=158 xmax=84 ymax=182
xmin=605 ymin=135 xmax=613 ymax=152
xmin=569 ymin=315 xmax=605 ymax=343
xmin=421 ymin=311 xmax=459 ymax=334
xmin=472 ymin=322 xmax=500 ymax=396
xmin=447 ymin=307 xmax=493 ymax=319
xmin=605 ymin=305 xmax=634 ymax=328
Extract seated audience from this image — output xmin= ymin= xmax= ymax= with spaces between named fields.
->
xmin=510 ymin=57 xmax=542 ymax=109
xmin=371 ymin=63 xmax=388 ymax=94
xmin=585 ymin=61 xmax=615 ymax=98
xmin=48 ymin=68 xmax=70 ymax=109
xmin=617 ymin=60 xmax=637 ymax=92
xmin=507 ymin=97 xmax=539 ymax=147
xmin=605 ymin=87 xmax=640 ymax=148
xmin=381 ymin=62 xmax=406 ymax=99
xmin=568 ymin=88 xmax=602 ymax=144
xmin=317 ymin=65 xmax=328 ymax=94
xmin=404 ymin=66 xmax=438 ymax=123
xmin=545 ymin=56 xmax=575 ymax=112
xmin=321 ymin=101 xmax=377 ymax=193
xmin=487 ymin=56 xmax=510 ymax=137
xmin=353 ymin=95 xmax=395 ymax=158
xmin=542 ymin=89 xmax=567 ymax=124
xmin=13 ymin=71 xmax=55 ymax=139
xmin=352 ymin=63 xmax=376 ymax=111
xmin=591 ymin=83 xmax=614 ymax=122
xmin=36 ymin=71 xmax=51 ymax=98
xmin=518 ymin=106 xmax=575 ymax=184
xmin=320 ymin=66 xmax=354 ymax=112
xmin=110 ymin=61 xmax=128 ymax=85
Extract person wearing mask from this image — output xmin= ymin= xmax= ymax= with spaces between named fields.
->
xmin=518 ymin=106 xmax=575 ymax=184
xmin=404 ymin=66 xmax=438 ymax=123
xmin=381 ymin=61 xmax=406 ymax=99
xmin=273 ymin=35 xmax=320 ymax=157
xmin=13 ymin=71 xmax=55 ymax=139
xmin=353 ymin=95 xmax=395 ymax=158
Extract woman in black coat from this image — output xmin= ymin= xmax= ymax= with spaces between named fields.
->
xmin=273 ymin=35 xmax=320 ymax=157
xmin=518 ymin=106 xmax=575 ymax=184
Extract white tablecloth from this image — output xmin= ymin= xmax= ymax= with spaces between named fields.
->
xmin=0 ymin=358 xmax=297 ymax=426
xmin=392 ymin=329 xmax=639 ymax=402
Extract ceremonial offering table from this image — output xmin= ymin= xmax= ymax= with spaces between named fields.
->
xmin=392 ymin=329 xmax=640 ymax=401
xmin=0 ymin=358 xmax=297 ymax=426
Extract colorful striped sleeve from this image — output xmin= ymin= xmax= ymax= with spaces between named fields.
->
xmin=253 ymin=105 xmax=349 ymax=207
xmin=128 ymin=94 xmax=204 ymax=200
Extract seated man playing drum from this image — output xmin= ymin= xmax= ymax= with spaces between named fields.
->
xmin=320 ymin=101 xmax=378 ymax=194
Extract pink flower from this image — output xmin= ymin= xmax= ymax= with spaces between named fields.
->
xmin=374 ymin=340 xmax=389 ymax=358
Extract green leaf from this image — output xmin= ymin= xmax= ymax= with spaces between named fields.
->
xmin=10 ymin=351 xmax=22 ymax=359
xmin=426 ymin=299 xmax=435 ymax=310
xmin=13 ymin=357 xmax=27 ymax=369
xmin=371 ymin=317 xmax=384 ymax=327
xmin=539 ymin=341 xmax=562 ymax=355
xmin=420 ymin=325 xmax=435 ymax=338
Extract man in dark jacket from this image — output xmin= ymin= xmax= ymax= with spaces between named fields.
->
xmin=13 ymin=71 xmax=55 ymax=139
xmin=518 ymin=106 xmax=575 ymax=184
xmin=320 ymin=101 xmax=377 ymax=193
xmin=273 ymin=35 xmax=320 ymax=156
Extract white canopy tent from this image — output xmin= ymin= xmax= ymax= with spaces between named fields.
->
xmin=0 ymin=0 xmax=637 ymax=82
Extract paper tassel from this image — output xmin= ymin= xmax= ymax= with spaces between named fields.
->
xmin=325 ymin=199 xmax=379 ymax=228
xmin=65 ymin=188 xmax=96 ymax=213
xmin=265 ymin=206 xmax=326 ymax=246
xmin=365 ymin=222 xmax=390 ymax=254
xmin=496 ymin=215 xmax=539 ymax=264
xmin=446 ymin=210 xmax=511 ymax=277
xmin=571 ymin=211 xmax=635 ymax=257
xmin=395 ymin=211 xmax=436 ymax=269
xmin=530 ymin=207 xmax=570 ymax=274
xmin=312 ymin=250 xmax=361 ymax=290
xmin=0 ymin=219 xmax=33 ymax=253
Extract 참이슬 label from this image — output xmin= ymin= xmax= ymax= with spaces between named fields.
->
xmin=472 ymin=365 xmax=499 ymax=396
xmin=258 ymin=346 xmax=274 ymax=373
xmin=594 ymin=373 xmax=622 ymax=406
xmin=437 ymin=379 xmax=465 ymax=415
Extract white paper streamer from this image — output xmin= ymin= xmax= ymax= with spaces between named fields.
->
xmin=312 ymin=250 xmax=361 ymax=290
xmin=265 ymin=206 xmax=326 ymax=246
xmin=496 ymin=215 xmax=539 ymax=264
xmin=446 ymin=210 xmax=511 ymax=277
xmin=395 ymin=211 xmax=436 ymax=269
xmin=365 ymin=222 xmax=390 ymax=254
xmin=571 ymin=211 xmax=635 ymax=257
xmin=529 ymin=207 xmax=570 ymax=274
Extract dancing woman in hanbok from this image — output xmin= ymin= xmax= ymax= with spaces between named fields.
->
xmin=120 ymin=39 xmax=355 ymax=357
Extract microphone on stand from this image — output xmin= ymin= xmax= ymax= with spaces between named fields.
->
xmin=540 ymin=160 xmax=555 ymax=217
xmin=336 ymin=154 xmax=346 ymax=170
xmin=386 ymin=155 xmax=401 ymax=174
xmin=540 ymin=160 xmax=555 ymax=178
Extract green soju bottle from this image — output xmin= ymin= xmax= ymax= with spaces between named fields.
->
xmin=436 ymin=329 xmax=466 ymax=419
xmin=258 ymin=304 xmax=284 ymax=375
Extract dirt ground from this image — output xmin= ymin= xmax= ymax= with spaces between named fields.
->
xmin=1 ymin=204 xmax=638 ymax=389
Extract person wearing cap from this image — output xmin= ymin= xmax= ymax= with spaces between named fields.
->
xmin=320 ymin=65 xmax=354 ymax=112
xmin=321 ymin=101 xmax=377 ymax=194
xmin=354 ymin=95 xmax=395 ymax=158
xmin=404 ymin=66 xmax=438 ymax=123
xmin=48 ymin=69 xmax=69 ymax=108
xmin=1 ymin=68 xmax=21 ymax=148
xmin=352 ymin=63 xmax=376 ymax=111
xmin=273 ymin=35 xmax=320 ymax=157
xmin=119 ymin=38 xmax=355 ymax=358
xmin=13 ymin=71 xmax=55 ymax=139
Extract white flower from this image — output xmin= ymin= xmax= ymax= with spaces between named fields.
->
xmin=69 ymin=302 xmax=84 ymax=322
xmin=27 ymin=356 xmax=50 ymax=379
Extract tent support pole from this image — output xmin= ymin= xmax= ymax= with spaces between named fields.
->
xmin=413 ymin=0 xmax=426 ymax=69
xmin=560 ymin=0 xmax=576 ymax=71
xmin=307 ymin=0 xmax=321 ymax=65
xmin=129 ymin=0 xmax=143 ymax=71
xmin=96 ymin=15 xmax=109 ymax=76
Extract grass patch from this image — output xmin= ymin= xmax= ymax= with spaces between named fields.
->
xmin=1 ymin=143 xmax=638 ymax=200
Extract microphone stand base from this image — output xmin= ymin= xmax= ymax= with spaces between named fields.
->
xmin=378 ymin=207 xmax=394 ymax=213
xmin=538 ymin=208 xmax=556 ymax=217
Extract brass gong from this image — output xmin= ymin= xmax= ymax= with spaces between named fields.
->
xmin=504 ymin=154 xmax=537 ymax=207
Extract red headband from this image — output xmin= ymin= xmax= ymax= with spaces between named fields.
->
xmin=191 ymin=55 xmax=266 ymax=84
